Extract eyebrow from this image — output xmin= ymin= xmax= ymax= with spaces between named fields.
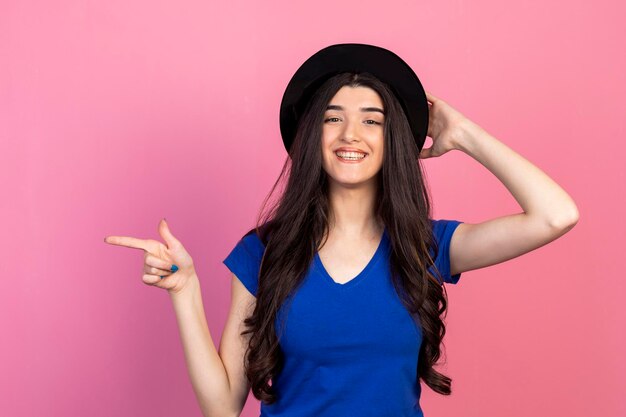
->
xmin=325 ymin=104 xmax=385 ymax=115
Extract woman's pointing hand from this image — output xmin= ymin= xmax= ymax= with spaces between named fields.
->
xmin=104 ymin=218 xmax=198 ymax=295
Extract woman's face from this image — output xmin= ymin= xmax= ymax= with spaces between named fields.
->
xmin=321 ymin=85 xmax=385 ymax=188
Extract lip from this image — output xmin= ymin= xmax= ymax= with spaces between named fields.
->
xmin=334 ymin=147 xmax=368 ymax=154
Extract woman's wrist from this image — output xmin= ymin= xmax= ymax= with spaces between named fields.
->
xmin=453 ymin=118 xmax=494 ymax=157
xmin=168 ymin=272 xmax=202 ymax=301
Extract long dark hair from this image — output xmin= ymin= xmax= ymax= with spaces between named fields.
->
xmin=240 ymin=72 xmax=453 ymax=404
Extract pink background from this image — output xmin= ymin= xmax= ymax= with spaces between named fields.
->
xmin=1 ymin=0 xmax=624 ymax=416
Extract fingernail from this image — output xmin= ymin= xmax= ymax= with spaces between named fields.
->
xmin=171 ymin=264 xmax=179 ymax=272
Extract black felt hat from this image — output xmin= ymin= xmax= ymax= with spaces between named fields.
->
xmin=279 ymin=43 xmax=429 ymax=154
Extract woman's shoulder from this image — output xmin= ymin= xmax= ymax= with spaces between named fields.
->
xmin=238 ymin=221 xmax=274 ymax=253
xmin=429 ymin=218 xmax=463 ymax=234
xmin=241 ymin=228 xmax=264 ymax=247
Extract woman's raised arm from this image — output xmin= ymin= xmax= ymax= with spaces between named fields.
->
xmin=421 ymin=92 xmax=579 ymax=276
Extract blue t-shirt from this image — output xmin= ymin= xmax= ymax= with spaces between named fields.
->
xmin=222 ymin=219 xmax=463 ymax=417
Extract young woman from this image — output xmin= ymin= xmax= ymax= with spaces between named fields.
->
xmin=105 ymin=44 xmax=579 ymax=417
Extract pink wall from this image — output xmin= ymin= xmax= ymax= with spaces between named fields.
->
xmin=1 ymin=0 xmax=624 ymax=416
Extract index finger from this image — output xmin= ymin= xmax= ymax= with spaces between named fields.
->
xmin=104 ymin=236 xmax=149 ymax=251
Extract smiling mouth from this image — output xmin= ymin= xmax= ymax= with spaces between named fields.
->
xmin=334 ymin=151 xmax=368 ymax=162
xmin=334 ymin=151 xmax=367 ymax=161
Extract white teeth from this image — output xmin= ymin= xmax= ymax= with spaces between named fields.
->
xmin=335 ymin=151 xmax=366 ymax=160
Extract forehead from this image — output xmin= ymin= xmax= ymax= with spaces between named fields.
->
xmin=327 ymin=85 xmax=384 ymax=108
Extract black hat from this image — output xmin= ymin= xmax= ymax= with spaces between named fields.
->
xmin=279 ymin=43 xmax=429 ymax=154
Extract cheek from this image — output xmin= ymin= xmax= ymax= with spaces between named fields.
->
xmin=321 ymin=132 xmax=333 ymax=150
xmin=373 ymin=152 xmax=384 ymax=167
xmin=321 ymin=147 xmax=334 ymax=170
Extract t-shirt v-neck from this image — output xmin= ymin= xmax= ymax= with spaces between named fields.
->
xmin=222 ymin=219 xmax=463 ymax=417
xmin=314 ymin=227 xmax=388 ymax=289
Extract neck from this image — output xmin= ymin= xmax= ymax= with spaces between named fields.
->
xmin=327 ymin=178 xmax=383 ymax=238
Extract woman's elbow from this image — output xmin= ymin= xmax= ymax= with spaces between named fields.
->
xmin=549 ymin=204 xmax=580 ymax=230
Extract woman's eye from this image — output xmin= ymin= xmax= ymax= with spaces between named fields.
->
xmin=324 ymin=117 xmax=381 ymax=125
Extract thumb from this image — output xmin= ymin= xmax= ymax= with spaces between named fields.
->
xmin=159 ymin=218 xmax=180 ymax=248
xmin=425 ymin=90 xmax=437 ymax=104
xmin=419 ymin=146 xmax=433 ymax=159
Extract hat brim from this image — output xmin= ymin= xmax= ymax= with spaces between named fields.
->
xmin=279 ymin=43 xmax=429 ymax=154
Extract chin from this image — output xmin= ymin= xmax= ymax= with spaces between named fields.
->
xmin=328 ymin=174 xmax=377 ymax=187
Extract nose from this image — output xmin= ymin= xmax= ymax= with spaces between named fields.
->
xmin=341 ymin=118 xmax=360 ymax=143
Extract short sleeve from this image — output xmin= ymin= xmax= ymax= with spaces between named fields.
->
xmin=222 ymin=232 xmax=265 ymax=297
xmin=429 ymin=219 xmax=463 ymax=285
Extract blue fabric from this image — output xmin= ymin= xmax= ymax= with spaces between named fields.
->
xmin=222 ymin=219 xmax=463 ymax=417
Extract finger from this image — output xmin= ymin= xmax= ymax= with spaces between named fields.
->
xmin=158 ymin=218 xmax=180 ymax=249
xmin=143 ymin=273 xmax=168 ymax=287
xmin=144 ymin=264 xmax=173 ymax=277
xmin=419 ymin=147 xmax=433 ymax=159
xmin=145 ymin=253 xmax=178 ymax=272
xmin=425 ymin=91 xmax=437 ymax=103
xmin=143 ymin=273 xmax=178 ymax=291
xmin=104 ymin=235 xmax=149 ymax=251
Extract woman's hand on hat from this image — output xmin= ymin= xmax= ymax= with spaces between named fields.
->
xmin=104 ymin=218 xmax=199 ymax=296
xmin=420 ymin=91 xmax=469 ymax=159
